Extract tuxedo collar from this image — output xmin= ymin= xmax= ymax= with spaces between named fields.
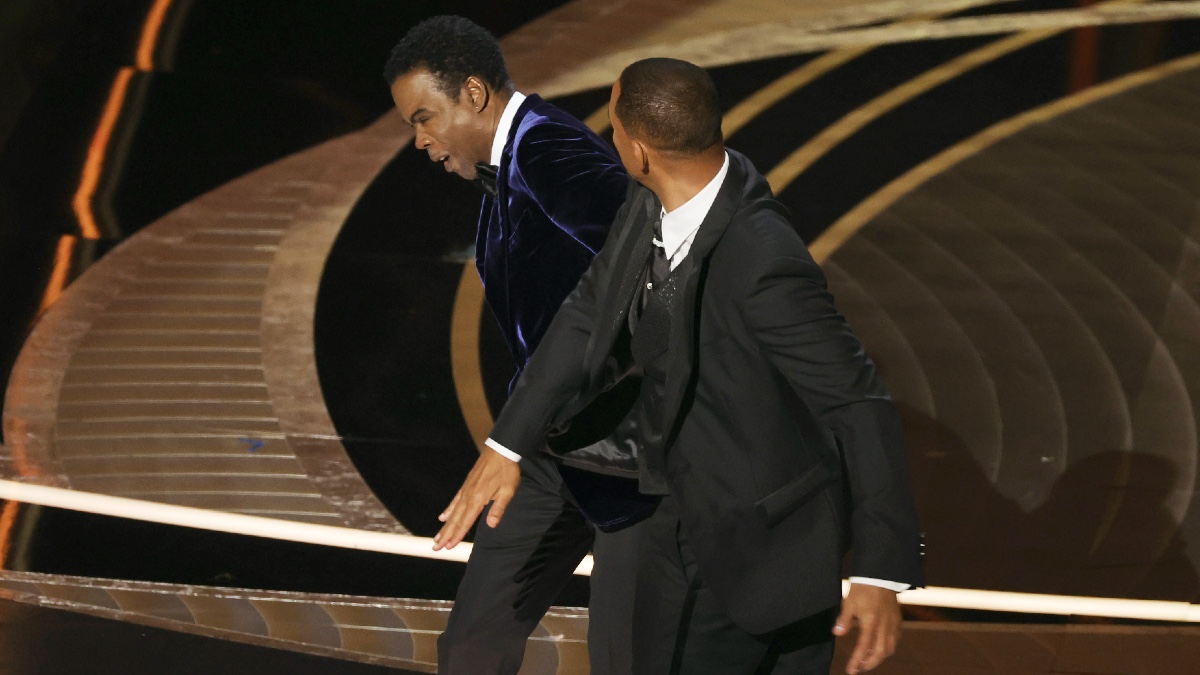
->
xmin=489 ymin=91 xmax=527 ymax=167
xmin=496 ymin=93 xmax=544 ymax=168
xmin=658 ymin=152 xmax=729 ymax=262
xmin=684 ymin=149 xmax=750 ymax=263
xmin=659 ymin=151 xmax=752 ymax=449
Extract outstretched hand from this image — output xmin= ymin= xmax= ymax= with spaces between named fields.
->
xmin=832 ymin=583 xmax=903 ymax=674
xmin=433 ymin=447 xmax=521 ymax=551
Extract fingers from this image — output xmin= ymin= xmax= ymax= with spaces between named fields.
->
xmin=432 ymin=449 xmax=521 ymax=550
xmin=854 ymin=614 xmax=898 ymax=672
xmin=838 ymin=585 xmax=903 ymax=673
xmin=846 ymin=616 xmax=877 ymax=674
xmin=832 ymin=606 xmax=853 ymax=636
xmin=867 ymin=618 xmax=899 ymax=671
xmin=433 ymin=493 xmax=486 ymax=551
xmin=438 ymin=489 xmax=462 ymax=522
xmin=485 ymin=487 xmax=515 ymax=528
xmin=433 ymin=466 xmax=486 ymax=550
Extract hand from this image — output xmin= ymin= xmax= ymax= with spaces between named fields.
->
xmin=433 ymin=447 xmax=521 ymax=551
xmin=832 ymin=583 xmax=902 ymax=674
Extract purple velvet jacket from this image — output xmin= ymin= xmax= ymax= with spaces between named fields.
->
xmin=475 ymin=95 xmax=627 ymax=386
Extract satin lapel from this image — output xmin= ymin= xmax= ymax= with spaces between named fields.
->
xmin=660 ymin=158 xmax=746 ymax=448
xmin=584 ymin=187 xmax=659 ymax=381
xmin=482 ymin=98 xmax=540 ymax=323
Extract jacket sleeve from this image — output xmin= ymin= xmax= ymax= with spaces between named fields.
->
xmin=512 ymin=121 xmax=628 ymax=254
xmin=489 ymin=182 xmax=639 ymax=458
xmin=737 ymin=213 xmax=924 ymax=587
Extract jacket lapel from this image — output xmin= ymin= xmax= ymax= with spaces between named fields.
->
xmin=477 ymin=96 xmax=542 ymax=321
xmin=584 ymin=186 xmax=659 ymax=384
xmin=660 ymin=156 xmax=745 ymax=448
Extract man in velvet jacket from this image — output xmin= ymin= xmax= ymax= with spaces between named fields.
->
xmin=436 ymin=59 xmax=924 ymax=674
xmin=385 ymin=16 xmax=646 ymax=675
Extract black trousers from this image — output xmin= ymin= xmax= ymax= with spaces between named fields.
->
xmin=438 ymin=455 xmax=642 ymax=674
xmin=632 ymin=496 xmax=836 ymax=675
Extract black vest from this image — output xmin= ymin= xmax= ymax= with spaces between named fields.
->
xmin=627 ymin=252 xmax=685 ymax=495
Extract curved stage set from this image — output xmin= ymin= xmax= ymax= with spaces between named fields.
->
xmin=2 ymin=0 xmax=1200 ymax=672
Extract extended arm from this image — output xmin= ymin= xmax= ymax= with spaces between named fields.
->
xmin=434 ymin=185 xmax=639 ymax=549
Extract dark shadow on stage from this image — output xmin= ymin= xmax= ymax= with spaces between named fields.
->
xmin=900 ymin=402 xmax=1200 ymax=605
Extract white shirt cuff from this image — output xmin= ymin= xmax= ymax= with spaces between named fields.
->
xmin=484 ymin=437 xmax=522 ymax=463
xmin=849 ymin=576 xmax=909 ymax=593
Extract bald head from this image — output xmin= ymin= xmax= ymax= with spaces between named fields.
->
xmin=614 ymin=58 xmax=722 ymax=156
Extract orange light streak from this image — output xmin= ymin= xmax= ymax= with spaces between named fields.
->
xmin=0 ymin=501 xmax=19 ymax=570
xmin=37 ymin=235 xmax=76 ymax=314
xmin=72 ymin=0 xmax=174 ymax=240
xmin=71 ymin=67 xmax=133 ymax=240
xmin=136 ymin=0 xmax=174 ymax=71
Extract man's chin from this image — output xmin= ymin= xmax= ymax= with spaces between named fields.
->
xmin=447 ymin=162 xmax=475 ymax=181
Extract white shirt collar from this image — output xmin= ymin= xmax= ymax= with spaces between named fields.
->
xmin=658 ymin=151 xmax=730 ymax=261
xmin=489 ymin=91 xmax=527 ymax=167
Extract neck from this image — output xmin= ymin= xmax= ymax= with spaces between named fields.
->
xmin=485 ymin=88 xmax=516 ymax=155
xmin=649 ymin=146 xmax=726 ymax=212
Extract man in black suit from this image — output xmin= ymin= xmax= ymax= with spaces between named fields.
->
xmin=385 ymin=16 xmax=648 ymax=674
xmin=435 ymin=58 xmax=924 ymax=674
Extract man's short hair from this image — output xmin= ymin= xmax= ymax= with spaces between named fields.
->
xmin=615 ymin=58 xmax=723 ymax=155
xmin=383 ymin=15 xmax=511 ymax=99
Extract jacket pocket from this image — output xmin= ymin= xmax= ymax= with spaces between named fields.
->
xmin=754 ymin=461 xmax=840 ymax=528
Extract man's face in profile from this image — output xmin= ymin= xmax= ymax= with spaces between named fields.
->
xmin=391 ymin=67 xmax=490 ymax=180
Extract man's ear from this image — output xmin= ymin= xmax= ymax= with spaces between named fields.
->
xmin=464 ymin=76 xmax=490 ymax=112
xmin=632 ymin=139 xmax=651 ymax=175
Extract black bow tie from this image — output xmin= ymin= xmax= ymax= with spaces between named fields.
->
xmin=474 ymin=162 xmax=498 ymax=196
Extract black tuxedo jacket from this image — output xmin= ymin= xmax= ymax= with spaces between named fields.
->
xmin=491 ymin=149 xmax=923 ymax=633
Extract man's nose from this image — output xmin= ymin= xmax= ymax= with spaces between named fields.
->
xmin=415 ymin=133 xmax=433 ymax=151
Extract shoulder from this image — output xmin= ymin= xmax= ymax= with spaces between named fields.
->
xmin=729 ymin=207 xmax=807 ymax=257
xmin=723 ymin=211 xmax=810 ymax=266
xmin=511 ymin=99 xmax=616 ymax=160
xmin=716 ymin=200 xmax=825 ymax=297
xmin=719 ymin=151 xmax=810 ymax=260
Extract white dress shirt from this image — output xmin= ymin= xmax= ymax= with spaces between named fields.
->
xmin=483 ymin=150 xmax=906 ymax=592
xmin=655 ymin=152 xmax=729 ymax=270
xmin=489 ymin=91 xmax=526 ymax=167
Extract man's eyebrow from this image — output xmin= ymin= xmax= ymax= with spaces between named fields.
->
xmin=407 ymin=107 xmax=429 ymax=125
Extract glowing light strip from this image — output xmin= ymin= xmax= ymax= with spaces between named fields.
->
xmin=37 ymin=235 xmax=77 ymax=314
xmin=136 ymin=0 xmax=174 ymax=71
xmin=2 ymin=478 xmax=1196 ymax=619
xmin=0 ymin=477 xmax=584 ymax=576
xmin=71 ymin=68 xmax=134 ymax=240
xmin=888 ymin=583 xmax=1200 ymax=622
xmin=0 ymin=502 xmax=19 ymax=570
xmin=71 ymin=0 xmax=174 ymax=241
